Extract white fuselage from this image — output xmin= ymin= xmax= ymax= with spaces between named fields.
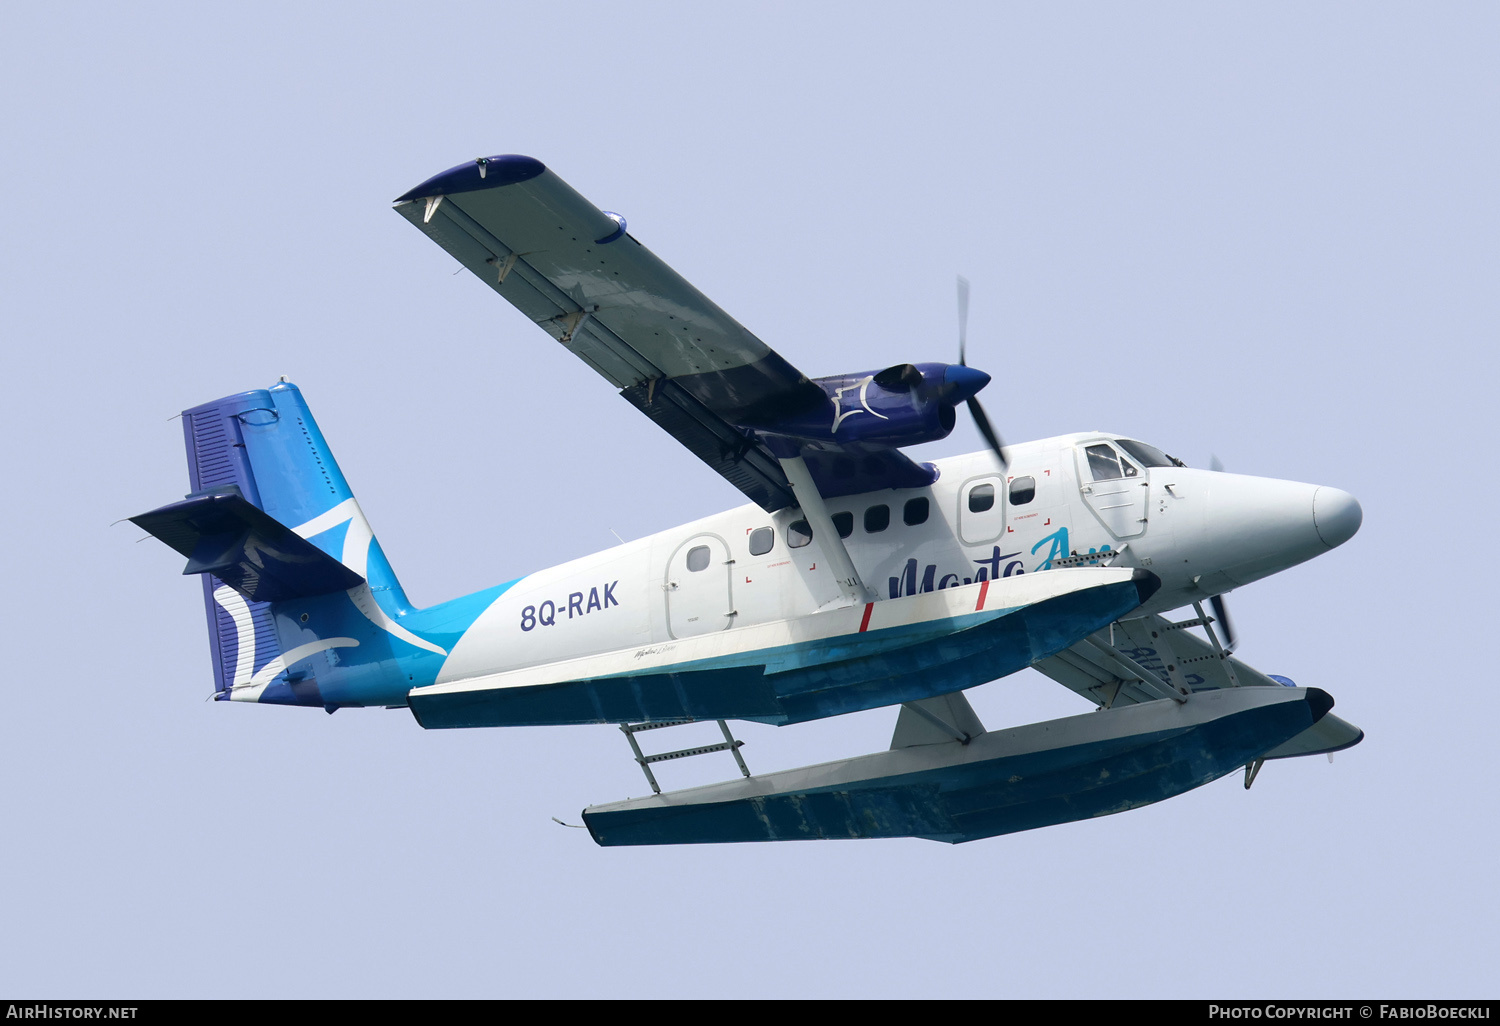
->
xmin=432 ymin=432 xmax=1360 ymax=686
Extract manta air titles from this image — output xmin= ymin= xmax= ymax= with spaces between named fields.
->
xmin=133 ymin=154 xmax=1363 ymax=845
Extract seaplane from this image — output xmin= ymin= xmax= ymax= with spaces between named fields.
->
xmin=131 ymin=154 xmax=1364 ymax=846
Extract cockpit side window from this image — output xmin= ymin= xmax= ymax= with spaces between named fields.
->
xmin=1085 ymin=444 xmax=1123 ymax=481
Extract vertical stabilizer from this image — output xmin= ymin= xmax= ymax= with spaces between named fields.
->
xmin=234 ymin=381 xmax=413 ymax=615
xmin=175 ymin=381 xmax=426 ymax=705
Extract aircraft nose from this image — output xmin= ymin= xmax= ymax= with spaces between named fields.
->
xmin=1170 ymin=470 xmax=1331 ymax=592
xmin=1313 ymin=487 xmax=1362 ymax=549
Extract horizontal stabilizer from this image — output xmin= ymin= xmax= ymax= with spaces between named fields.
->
xmin=132 ymin=490 xmax=365 ymax=603
xmin=582 ymin=685 xmax=1335 ymax=846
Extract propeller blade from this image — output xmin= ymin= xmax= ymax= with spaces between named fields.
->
xmin=957 ymin=275 xmax=970 ymax=366
xmin=1210 ymin=594 xmax=1239 ymax=653
xmin=966 ymin=396 xmax=1007 ymax=470
xmin=1204 ymin=460 xmax=1241 ymax=652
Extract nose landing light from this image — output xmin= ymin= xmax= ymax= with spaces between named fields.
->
xmin=1313 ymin=488 xmax=1362 ymax=549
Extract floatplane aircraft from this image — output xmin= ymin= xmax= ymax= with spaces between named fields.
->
xmin=133 ymin=155 xmax=1364 ymax=846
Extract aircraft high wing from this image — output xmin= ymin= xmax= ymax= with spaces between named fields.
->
xmin=393 ymin=155 xmax=987 ymax=507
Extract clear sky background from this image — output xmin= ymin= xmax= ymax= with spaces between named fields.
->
xmin=2 ymin=2 xmax=1494 ymax=999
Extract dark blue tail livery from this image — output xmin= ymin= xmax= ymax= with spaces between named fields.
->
xmin=140 ymin=381 xmax=424 ymax=704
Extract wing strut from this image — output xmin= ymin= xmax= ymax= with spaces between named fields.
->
xmin=1192 ymin=600 xmax=1241 ymax=687
xmin=892 ymin=692 xmax=987 ymax=747
xmin=778 ymin=456 xmax=876 ymax=607
xmin=1083 ymin=635 xmax=1189 ymax=703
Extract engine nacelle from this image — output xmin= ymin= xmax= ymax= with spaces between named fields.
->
xmin=752 ymin=361 xmax=989 ymax=449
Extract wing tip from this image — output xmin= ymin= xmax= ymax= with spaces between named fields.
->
xmin=393 ymin=154 xmax=546 ymax=203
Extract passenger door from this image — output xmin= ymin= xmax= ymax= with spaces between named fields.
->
xmin=665 ymin=535 xmax=735 ymax=638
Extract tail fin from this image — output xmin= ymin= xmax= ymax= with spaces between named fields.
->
xmin=156 ymin=380 xmax=428 ymax=703
xmin=184 ymin=381 xmax=410 ymax=600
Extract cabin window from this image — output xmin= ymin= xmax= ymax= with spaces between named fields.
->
xmin=787 ymin=519 xmax=813 ymax=548
xmin=748 ymin=527 xmax=774 ymax=556
xmin=686 ymin=545 xmax=711 ymax=572
xmin=968 ymin=483 xmax=995 ymax=513
xmin=831 ymin=512 xmax=854 ymax=539
xmin=1009 ymin=476 xmax=1036 ymax=506
xmin=864 ymin=504 xmax=890 ymax=533
xmin=903 ymin=497 xmax=929 ymax=526
xmin=1085 ymin=444 xmax=1123 ymax=481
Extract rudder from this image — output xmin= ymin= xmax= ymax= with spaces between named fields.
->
xmin=181 ymin=388 xmax=287 ymax=701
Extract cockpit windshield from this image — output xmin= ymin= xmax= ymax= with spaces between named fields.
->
xmin=1116 ymin=439 xmax=1183 ymax=468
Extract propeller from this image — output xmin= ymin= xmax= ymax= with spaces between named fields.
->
xmin=1204 ymin=452 xmax=1239 ymax=654
xmin=956 ymin=275 xmax=1007 ymax=471
xmin=957 ymin=275 xmax=971 ymax=367
xmin=1210 ymin=593 xmax=1239 ymax=654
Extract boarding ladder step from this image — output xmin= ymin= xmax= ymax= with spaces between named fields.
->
xmin=619 ymin=719 xmax=751 ymax=795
